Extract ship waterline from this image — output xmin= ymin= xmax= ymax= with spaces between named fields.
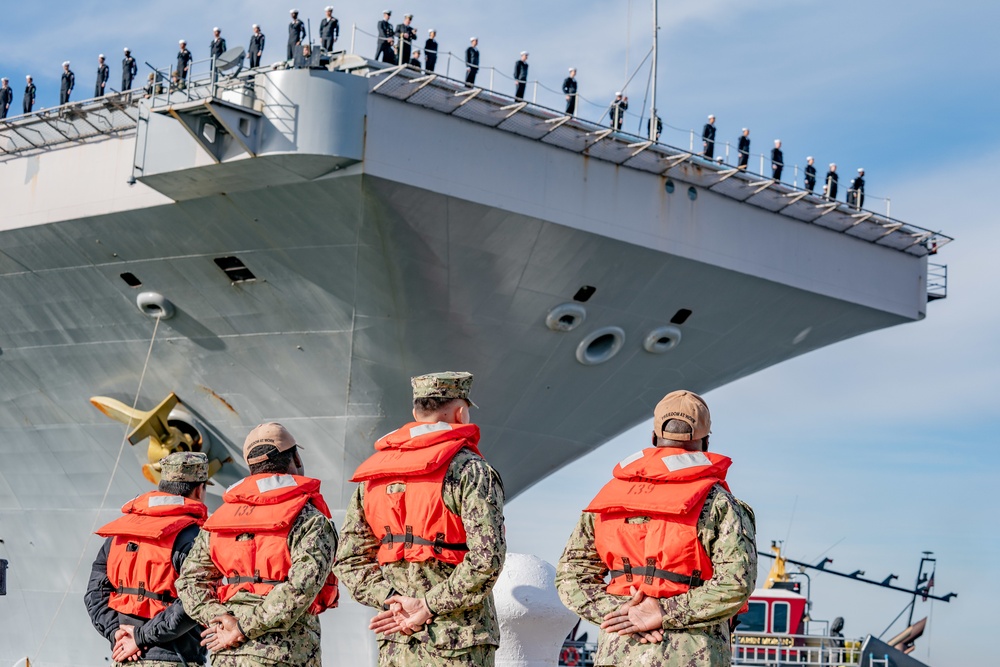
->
xmin=0 ymin=62 xmax=940 ymax=665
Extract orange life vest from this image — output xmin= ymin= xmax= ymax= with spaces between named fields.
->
xmin=351 ymin=421 xmax=482 ymax=565
xmin=96 ymin=491 xmax=208 ymax=619
xmin=203 ymin=474 xmax=339 ymax=614
xmin=585 ymin=447 xmax=732 ymax=598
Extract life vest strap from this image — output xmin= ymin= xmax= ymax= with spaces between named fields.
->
xmin=221 ymin=571 xmax=286 ymax=586
xmin=381 ymin=529 xmax=468 ymax=554
xmin=114 ymin=581 xmax=175 ymax=603
xmin=609 ymin=559 xmax=706 ymax=589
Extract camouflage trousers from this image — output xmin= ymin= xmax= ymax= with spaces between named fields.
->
xmin=378 ymin=640 xmax=495 ymax=667
xmin=113 ymin=662 xmax=198 ymax=667
xmin=210 ymin=654 xmax=320 ymax=667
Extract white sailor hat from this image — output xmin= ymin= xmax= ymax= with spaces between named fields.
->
xmin=405 ymin=13 xmax=413 ymax=18
xmin=615 ymin=91 xmax=622 ymax=95
xmin=520 ymin=51 xmax=528 ymax=56
xmin=807 ymin=155 xmax=814 ymax=160
xmin=708 ymin=114 xmax=715 ymax=119
xmin=470 ymin=36 xmax=477 ymax=41
xmin=384 ymin=9 xmax=392 ymax=14
xmin=568 ymin=66 xmax=576 ymax=71
xmin=291 ymin=8 xmax=299 ymax=14
xmin=26 ymin=74 xmax=32 ymax=79
xmin=252 ymin=24 xmax=259 ymax=29
xmin=179 ymin=39 xmax=186 ymax=44
xmin=213 ymin=26 xmax=220 ymax=32
xmin=830 ymin=162 xmax=836 ymax=167
xmin=98 ymin=54 xmax=105 ymax=59
xmin=124 ymin=47 xmax=130 ymax=52
xmin=1 ymin=78 xmax=7 ymax=83
xmin=858 ymin=167 xmax=864 ymax=172
xmin=325 ymin=5 xmax=334 ymax=11
xmin=63 ymin=61 xmax=70 ymax=67
xmin=428 ymin=28 xmax=436 ymax=33
xmin=742 ymin=127 xmax=748 ymax=132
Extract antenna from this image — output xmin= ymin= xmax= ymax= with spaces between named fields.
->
xmin=649 ymin=0 xmax=658 ymax=141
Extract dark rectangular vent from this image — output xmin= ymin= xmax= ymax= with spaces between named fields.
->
xmin=573 ymin=285 xmax=597 ymax=302
xmin=120 ymin=272 xmax=142 ymax=288
xmin=214 ymin=256 xmax=256 ymax=283
xmin=670 ymin=309 xmax=692 ymax=325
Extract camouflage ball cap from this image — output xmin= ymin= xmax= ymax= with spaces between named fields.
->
xmin=411 ymin=371 xmax=479 ymax=408
xmin=155 ymin=451 xmax=210 ymax=483
xmin=654 ymin=390 xmax=711 ymax=441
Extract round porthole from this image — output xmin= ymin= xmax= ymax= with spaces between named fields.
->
xmin=136 ymin=292 xmax=176 ymax=320
xmin=665 ymin=179 xmax=675 ymax=194
xmin=545 ymin=303 xmax=587 ymax=332
xmin=687 ymin=186 xmax=698 ymax=201
xmin=643 ymin=325 xmax=682 ymax=354
xmin=576 ymin=326 xmax=625 ymax=366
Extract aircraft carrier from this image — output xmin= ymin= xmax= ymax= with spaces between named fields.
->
xmin=0 ymin=49 xmax=950 ymax=666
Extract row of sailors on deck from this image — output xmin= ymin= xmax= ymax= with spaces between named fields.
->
xmin=702 ymin=118 xmax=867 ymax=207
xmin=0 ymin=7 xmax=340 ymax=116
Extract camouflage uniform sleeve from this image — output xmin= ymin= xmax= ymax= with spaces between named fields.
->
xmin=175 ymin=529 xmax=232 ymax=626
xmin=659 ymin=485 xmax=757 ymax=629
xmin=423 ymin=454 xmax=506 ymax=616
xmin=333 ymin=484 xmax=394 ymax=609
xmin=232 ymin=504 xmax=336 ymax=639
xmin=555 ymin=512 xmax=623 ymax=625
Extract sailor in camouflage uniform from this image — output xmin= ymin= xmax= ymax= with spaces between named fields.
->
xmin=556 ymin=390 xmax=757 ymax=667
xmin=176 ymin=423 xmax=339 ymax=667
xmin=336 ymin=371 xmax=506 ymax=667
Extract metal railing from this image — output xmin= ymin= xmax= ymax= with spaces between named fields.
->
xmin=0 ymin=92 xmax=141 ymax=160
xmin=349 ymin=23 xmax=897 ymax=217
xmin=367 ymin=62 xmax=952 ymax=258
xmin=732 ymin=632 xmax=862 ymax=666
xmin=927 ymin=263 xmax=948 ymax=301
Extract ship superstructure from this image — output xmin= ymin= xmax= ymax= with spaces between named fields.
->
xmin=0 ymin=53 xmax=950 ymax=666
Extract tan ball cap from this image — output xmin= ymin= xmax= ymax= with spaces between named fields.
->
xmin=243 ymin=422 xmax=299 ymax=465
xmin=653 ymin=390 xmax=711 ymax=441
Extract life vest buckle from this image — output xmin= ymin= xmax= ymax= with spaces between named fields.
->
xmin=621 ymin=557 xmax=633 ymax=582
xmin=689 ymin=569 xmax=702 ymax=587
xmin=645 ymin=558 xmax=656 ymax=585
xmin=433 ymin=532 xmax=446 ymax=554
xmin=404 ymin=525 xmax=414 ymax=548
xmin=137 ymin=582 xmax=147 ymax=601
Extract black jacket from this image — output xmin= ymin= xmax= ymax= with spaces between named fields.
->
xmin=771 ymin=148 xmax=783 ymax=167
xmin=84 ymin=524 xmax=205 ymax=664
xmin=562 ymin=76 xmax=577 ymax=95
xmin=378 ymin=19 xmax=394 ymax=41
xmin=176 ymin=49 xmax=192 ymax=75
xmin=288 ymin=19 xmax=306 ymax=44
xmin=249 ymin=32 xmax=265 ymax=55
xmin=210 ymin=37 xmax=227 ymax=59
xmin=0 ymin=86 xmax=12 ymax=111
xmin=514 ymin=59 xmax=528 ymax=82
xmin=466 ymin=46 xmax=480 ymax=68
xmin=702 ymin=123 xmax=716 ymax=142
xmin=738 ymin=135 xmax=750 ymax=153
xmin=320 ymin=17 xmax=339 ymax=41
xmin=61 ymin=70 xmax=75 ymax=92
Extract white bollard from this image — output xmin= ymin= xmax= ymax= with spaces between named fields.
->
xmin=494 ymin=553 xmax=579 ymax=667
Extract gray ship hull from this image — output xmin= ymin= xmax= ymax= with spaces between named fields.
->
xmin=0 ymin=63 xmax=939 ymax=665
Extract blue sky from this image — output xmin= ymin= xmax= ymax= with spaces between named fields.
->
xmin=3 ymin=2 xmax=996 ymax=665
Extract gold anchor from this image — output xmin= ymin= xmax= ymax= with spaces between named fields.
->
xmin=89 ymin=392 xmax=224 ymax=484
